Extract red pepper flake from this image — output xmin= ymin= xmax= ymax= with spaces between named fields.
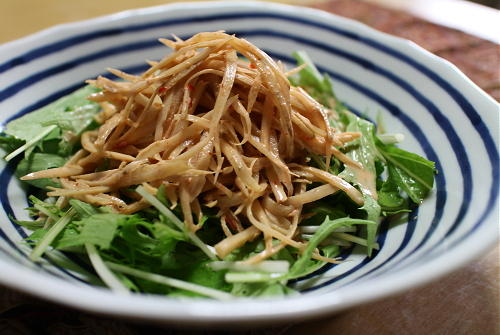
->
xmin=158 ymin=86 xmax=167 ymax=93
xmin=224 ymin=214 xmax=238 ymax=232
xmin=147 ymin=157 xmax=159 ymax=164
xmin=187 ymin=83 xmax=194 ymax=91
xmin=249 ymin=63 xmax=256 ymax=69
xmin=114 ymin=141 xmax=128 ymax=149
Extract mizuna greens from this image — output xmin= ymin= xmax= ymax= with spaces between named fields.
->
xmin=1 ymin=32 xmax=435 ymax=298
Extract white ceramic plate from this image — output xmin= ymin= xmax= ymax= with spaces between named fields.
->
xmin=0 ymin=1 xmax=498 ymax=326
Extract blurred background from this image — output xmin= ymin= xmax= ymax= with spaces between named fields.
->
xmin=1 ymin=0 xmax=498 ymax=101
xmin=473 ymin=0 xmax=499 ymax=6
xmin=0 ymin=0 xmax=500 ymax=101
xmin=0 ymin=1 xmax=498 ymax=334
xmin=0 ymin=0 xmax=498 ymax=43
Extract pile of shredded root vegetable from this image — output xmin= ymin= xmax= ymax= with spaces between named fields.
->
xmin=22 ymin=32 xmax=366 ymax=263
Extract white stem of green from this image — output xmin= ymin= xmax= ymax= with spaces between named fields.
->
xmin=33 ymin=204 xmax=60 ymax=222
xmin=85 ymin=244 xmax=129 ymax=294
xmin=378 ymin=133 xmax=405 ymax=145
xmin=225 ymin=272 xmax=283 ymax=283
xmin=30 ymin=207 xmax=75 ymax=262
xmin=331 ymin=232 xmax=380 ymax=250
xmin=136 ymin=186 xmax=217 ymax=260
xmin=44 ymin=249 xmax=102 ymax=285
xmin=136 ymin=186 xmax=183 ymax=230
xmin=106 ymin=262 xmax=233 ymax=300
xmin=208 ymin=260 xmax=289 ymax=273
xmin=5 ymin=125 xmax=57 ymax=161
xmin=42 ymin=217 xmax=54 ymax=230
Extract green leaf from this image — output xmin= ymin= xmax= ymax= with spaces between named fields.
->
xmin=5 ymin=85 xmax=100 ymax=142
xmin=0 ymin=134 xmax=24 ymax=154
xmin=377 ymin=166 xmax=410 ymax=216
xmin=54 ymin=226 xmax=81 ymax=248
xmin=285 ymin=244 xmax=340 ymax=281
xmin=69 ymin=199 xmax=99 ymax=219
xmin=136 ymin=186 xmax=217 ymax=260
xmin=359 ymin=195 xmax=381 ymax=256
xmin=155 ymin=184 xmax=170 ymax=206
xmin=231 ymin=282 xmax=296 ymax=297
xmin=119 ymin=219 xmax=160 ymax=253
xmin=79 ymin=215 xmax=121 ymax=250
xmin=13 ymin=219 xmax=45 ymax=231
xmin=57 ymin=213 xmax=121 ymax=250
xmin=30 ymin=208 xmax=76 ymax=261
xmin=180 ymin=260 xmax=230 ymax=293
xmin=106 ymin=262 xmax=233 ymax=300
xmin=291 ymin=51 xmax=338 ymax=109
xmin=28 ymin=195 xmax=64 ymax=220
xmin=158 ymin=242 xmax=206 ymax=271
xmin=25 ymin=228 xmax=48 ymax=244
xmin=378 ymin=143 xmax=436 ymax=204
xmin=287 ymin=217 xmax=374 ymax=279
xmin=378 ymin=174 xmax=405 ymax=208
xmin=338 ymin=112 xmax=381 ymax=256
xmin=304 ymin=203 xmax=347 ymax=226
xmin=339 ymin=112 xmax=381 ymax=198
xmin=153 ymin=222 xmax=186 ymax=243
xmin=15 ymin=153 xmax=66 ymax=189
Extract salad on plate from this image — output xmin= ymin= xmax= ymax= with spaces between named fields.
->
xmin=0 ymin=32 xmax=435 ymax=299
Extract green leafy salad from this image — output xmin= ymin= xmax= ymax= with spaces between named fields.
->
xmin=0 ymin=32 xmax=435 ymax=299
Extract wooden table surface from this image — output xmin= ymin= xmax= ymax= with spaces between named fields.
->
xmin=0 ymin=1 xmax=498 ymax=334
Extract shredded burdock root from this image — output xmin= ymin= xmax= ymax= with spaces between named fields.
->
xmin=22 ymin=32 xmax=364 ymax=263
